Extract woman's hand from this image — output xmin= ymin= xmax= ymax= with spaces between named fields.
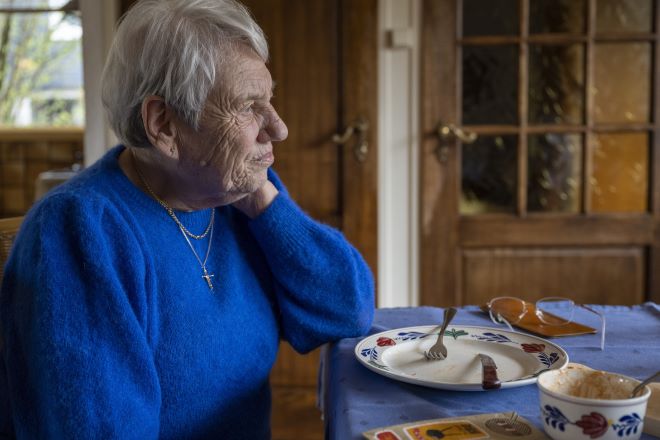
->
xmin=232 ymin=180 xmax=279 ymax=218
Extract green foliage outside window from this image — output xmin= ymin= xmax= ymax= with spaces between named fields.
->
xmin=0 ymin=3 xmax=84 ymax=127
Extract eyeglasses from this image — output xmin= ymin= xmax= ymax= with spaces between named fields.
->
xmin=486 ymin=296 xmax=606 ymax=350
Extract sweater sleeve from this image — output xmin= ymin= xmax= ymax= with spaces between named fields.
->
xmin=246 ymin=170 xmax=375 ymax=353
xmin=0 ymin=195 xmax=160 ymax=439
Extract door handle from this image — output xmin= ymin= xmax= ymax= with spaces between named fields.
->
xmin=434 ymin=122 xmax=478 ymax=163
xmin=332 ymin=117 xmax=369 ymax=163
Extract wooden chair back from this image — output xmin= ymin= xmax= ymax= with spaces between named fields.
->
xmin=0 ymin=217 xmax=23 ymax=289
xmin=0 ymin=217 xmax=23 ymax=348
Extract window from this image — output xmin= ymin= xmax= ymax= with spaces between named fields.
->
xmin=459 ymin=0 xmax=653 ymax=214
xmin=0 ymin=0 xmax=84 ymax=127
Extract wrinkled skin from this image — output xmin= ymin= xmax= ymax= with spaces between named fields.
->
xmin=121 ymin=45 xmax=288 ymax=217
xmin=175 ymin=47 xmax=288 ymax=209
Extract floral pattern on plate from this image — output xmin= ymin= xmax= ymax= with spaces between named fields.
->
xmin=354 ymin=325 xmax=568 ymax=391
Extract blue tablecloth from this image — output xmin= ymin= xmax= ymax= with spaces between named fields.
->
xmin=320 ymin=303 xmax=660 ymax=439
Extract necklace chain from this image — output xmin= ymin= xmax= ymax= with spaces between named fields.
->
xmin=178 ymin=215 xmax=215 ymax=290
xmin=131 ymin=149 xmax=216 ymax=290
xmin=131 ymin=150 xmax=214 ymax=240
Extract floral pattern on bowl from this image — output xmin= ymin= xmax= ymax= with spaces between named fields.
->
xmin=542 ymin=405 xmax=643 ymax=438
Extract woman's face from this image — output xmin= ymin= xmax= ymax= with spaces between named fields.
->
xmin=174 ymin=47 xmax=288 ymax=207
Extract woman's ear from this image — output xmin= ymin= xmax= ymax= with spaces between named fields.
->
xmin=141 ymin=95 xmax=179 ymax=159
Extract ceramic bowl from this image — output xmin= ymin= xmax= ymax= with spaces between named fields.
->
xmin=538 ymin=364 xmax=651 ymax=440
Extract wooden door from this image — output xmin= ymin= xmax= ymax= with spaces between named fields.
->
xmin=421 ymin=0 xmax=659 ymax=307
xmin=242 ymin=0 xmax=378 ymax=387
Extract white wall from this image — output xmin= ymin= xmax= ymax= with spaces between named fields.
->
xmin=378 ymin=0 xmax=421 ymax=307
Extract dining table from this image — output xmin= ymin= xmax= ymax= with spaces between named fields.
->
xmin=318 ymin=303 xmax=660 ymax=439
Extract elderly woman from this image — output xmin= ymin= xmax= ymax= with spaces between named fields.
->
xmin=0 ymin=0 xmax=374 ymax=438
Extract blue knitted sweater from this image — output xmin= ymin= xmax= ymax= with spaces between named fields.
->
xmin=0 ymin=146 xmax=374 ymax=439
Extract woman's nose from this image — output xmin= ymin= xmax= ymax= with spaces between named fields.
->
xmin=269 ymin=114 xmax=288 ymax=142
xmin=257 ymin=109 xmax=288 ymax=144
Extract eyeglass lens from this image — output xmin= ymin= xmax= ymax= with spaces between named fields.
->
xmin=489 ymin=297 xmax=527 ymax=325
xmin=535 ymin=297 xmax=576 ymax=326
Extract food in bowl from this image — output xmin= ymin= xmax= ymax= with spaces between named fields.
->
xmin=537 ymin=365 xmax=651 ymax=440
xmin=546 ymin=367 xmax=639 ymax=400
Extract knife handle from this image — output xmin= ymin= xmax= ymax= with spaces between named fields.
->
xmin=482 ymin=365 xmax=502 ymax=390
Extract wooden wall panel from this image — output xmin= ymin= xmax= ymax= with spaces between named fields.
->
xmin=244 ymin=0 xmax=340 ymax=225
xmin=241 ymin=0 xmax=339 ymax=390
xmin=120 ymin=0 xmax=134 ymax=14
xmin=460 ymin=216 xmax=655 ymax=247
xmin=649 ymin=1 xmax=660 ymax=304
xmin=340 ymin=0 xmax=379 ymax=281
xmin=0 ymin=129 xmax=83 ymax=217
xmin=420 ymin=0 xmax=460 ymax=307
xmin=269 ymin=343 xmax=320 ymax=387
xmin=462 ymin=247 xmax=644 ymax=306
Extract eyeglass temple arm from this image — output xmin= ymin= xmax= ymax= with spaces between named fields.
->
xmin=493 ymin=313 xmax=516 ymax=333
xmin=580 ymin=304 xmax=606 ymax=351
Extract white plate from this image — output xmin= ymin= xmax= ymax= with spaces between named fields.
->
xmin=355 ymin=325 xmax=569 ymax=391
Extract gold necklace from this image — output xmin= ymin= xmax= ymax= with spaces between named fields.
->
xmin=131 ymin=149 xmax=214 ymax=240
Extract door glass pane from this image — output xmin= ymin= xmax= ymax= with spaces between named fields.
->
xmin=528 ymin=134 xmax=582 ymax=213
xmin=529 ymin=0 xmax=585 ymax=34
xmin=593 ymin=43 xmax=650 ymax=124
xmin=461 ymin=135 xmax=517 ymax=214
xmin=596 ymin=0 xmax=652 ymax=33
xmin=529 ymin=44 xmax=584 ymax=124
xmin=463 ymin=0 xmax=519 ymax=36
xmin=590 ymin=132 xmax=648 ymax=213
xmin=463 ymin=45 xmax=518 ymax=125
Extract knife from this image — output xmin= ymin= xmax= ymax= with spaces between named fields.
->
xmin=478 ymin=353 xmax=502 ymax=390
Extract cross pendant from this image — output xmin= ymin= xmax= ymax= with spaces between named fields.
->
xmin=202 ymin=267 xmax=215 ymax=290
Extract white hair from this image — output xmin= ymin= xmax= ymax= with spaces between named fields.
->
xmin=101 ymin=0 xmax=268 ymax=148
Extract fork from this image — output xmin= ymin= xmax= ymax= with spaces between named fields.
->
xmin=424 ymin=307 xmax=458 ymax=360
